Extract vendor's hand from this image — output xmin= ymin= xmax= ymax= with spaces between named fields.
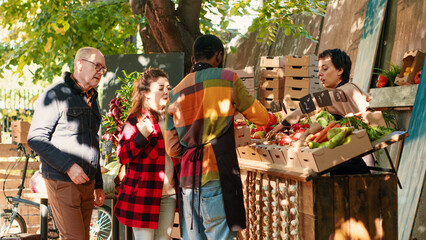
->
xmin=265 ymin=123 xmax=285 ymax=140
xmin=137 ymin=116 xmax=154 ymax=138
xmin=67 ymin=163 xmax=90 ymax=184
xmin=94 ymin=188 xmax=105 ymax=207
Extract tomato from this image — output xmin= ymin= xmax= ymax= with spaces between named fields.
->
xmin=268 ymin=112 xmax=278 ymax=125
xmin=376 ymin=75 xmax=389 ymax=88
xmin=303 ymin=124 xmax=310 ymax=129
xmin=415 ymin=70 xmax=422 ymax=84
xmin=291 ymin=123 xmax=303 ymax=131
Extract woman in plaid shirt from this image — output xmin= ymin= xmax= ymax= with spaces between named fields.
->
xmin=115 ymin=68 xmax=180 ymax=239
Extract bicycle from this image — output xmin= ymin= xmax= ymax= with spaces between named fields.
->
xmin=0 ymin=143 xmax=113 ymax=240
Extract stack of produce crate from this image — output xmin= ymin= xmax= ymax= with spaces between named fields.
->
xmin=231 ymin=67 xmax=256 ymax=97
xmin=283 ymin=55 xmax=322 ymax=113
xmin=259 ymin=56 xmax=285 ymax=111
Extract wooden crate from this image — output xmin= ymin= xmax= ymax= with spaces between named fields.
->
xmin=309 ymin=77 xmax=324 ymax=93
xmin=239 ymin=165 xmax=398 ymax=240
xmin=241 ymin=78 xmax=255 ymax=89
xmin=260 ymin=68 xmax=285 ymax=78
xmin=284 ymin=65 xmax=318 ymax=77
xmin=11 ymin=121 xmax=31 ymax=144
xmin=260 ymin=77 xmax=285 ymax=89
xmin=260 ymin=98 xmax=283 ymax=112
xmin=285 ymin=55 xmax=318 ymax=66
xmin=283 ymin=96 xmax=300 ymax=113
xmin=284 ymin=87 xmax=310 ymax=99
xmin=260 ymin=56 xmax=285 ymax=68
xmin=259 ymin=87 xmax=284 ymax=99
xmin=285 ymin=76 xmax=310 ymax=89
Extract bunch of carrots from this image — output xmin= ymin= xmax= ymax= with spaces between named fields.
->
xmin=307 ymin=121 xmax=341 ymax=143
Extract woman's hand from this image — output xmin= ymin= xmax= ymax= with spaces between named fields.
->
xmin=137 ymin=116 xmax=154 ymax=138
xmin=265 ymin=123 xmax=285 ymax=140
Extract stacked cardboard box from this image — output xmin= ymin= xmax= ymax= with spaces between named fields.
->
xmin=259 ymin=56 xmax=285 ymax=111
xmin=283 ymin=55 xmax=322 ymax=113
xmin=231 ymin=67 xmax=256 ymax=97
xmin=11 ymin=120 xmax=31 ymax=144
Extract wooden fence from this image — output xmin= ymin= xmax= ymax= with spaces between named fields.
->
xmin=0 ymin=88 xmax=42 ymax=110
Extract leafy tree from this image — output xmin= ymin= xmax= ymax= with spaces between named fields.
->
xmin=1 ymin=0 xmax=327 ymax=84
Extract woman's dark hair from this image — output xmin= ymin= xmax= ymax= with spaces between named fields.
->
xmin=318 ymin=49 xmax=352 ymax=83
xmin=192 ymin=34 xmax=224 ymax=61
xmin=130 ymin=68 xmax=169 ymax=121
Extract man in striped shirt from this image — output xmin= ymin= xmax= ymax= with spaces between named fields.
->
xmin=165 ymin=35 xmax=269 ymax=239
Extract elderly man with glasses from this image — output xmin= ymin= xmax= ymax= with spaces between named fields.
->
xmin=27 ymin=47 xmax=107 ymax=240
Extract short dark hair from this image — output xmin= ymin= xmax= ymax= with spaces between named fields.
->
xmin=192 ymin=35 xmax=224 ymax=61
xmin=318 ymin=49 xmax=352 ymax=83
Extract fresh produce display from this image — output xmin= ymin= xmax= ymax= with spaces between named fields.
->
xmin=236 ymin=110 xmax=395 ymax=150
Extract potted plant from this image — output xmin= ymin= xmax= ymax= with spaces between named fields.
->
xmin=374 ymin=62 xmax=401 ymax=88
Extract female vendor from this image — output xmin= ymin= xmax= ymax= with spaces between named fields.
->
xmin=267 ymin=48 xmax=374 ymax=175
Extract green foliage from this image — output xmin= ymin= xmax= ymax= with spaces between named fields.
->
xmin=0 ymin=0 xmax=140 ymax=84
xmin=1 ymin=0 xmax=329 ymax=85
xmin=374 ymin=62 xmax=401 ymax=86
xmin=235 ymin=0 xmax=328 ymax=45
xmin=101 ymin=71 xmax=138 ymax=145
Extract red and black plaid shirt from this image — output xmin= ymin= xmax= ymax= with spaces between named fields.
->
xmin=114 ymin=112 xmax=180 ymax=228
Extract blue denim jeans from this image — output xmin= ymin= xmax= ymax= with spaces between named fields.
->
xmin=132 ymin=194 xmax=177 ymax=240
xmin=181 ymin=180 xmax=237 ymax=240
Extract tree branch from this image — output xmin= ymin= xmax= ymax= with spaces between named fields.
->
xmin=144 ymin=0 xmax=184 ymax=52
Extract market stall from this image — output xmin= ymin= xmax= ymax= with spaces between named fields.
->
xmin=236 ymin=124 xmax=407 ymax=239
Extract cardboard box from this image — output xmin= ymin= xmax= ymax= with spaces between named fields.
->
xmin=11 ymin=121 xmax=31 ymax=144
xmin=230 ymin=66 xmax=255 ymax=79
xmin=246 ymin=88 xmax=256 ymax=97
xmin=297 ymin=129 xmax=373 ymax=172
xmin=234 ymin=126 xmax=251 ymax=147
xmin=260 ymin=98 xmax=283 ymax=111
xmin=284 ymin=65 xmax=318 ymax=77
xmin=309 ymin=77 xmax=324 ymax=93
xmin=285 ymin=55 xmax=318 ymax=66
xmin=284 ymin=87 xmax=310 ymax=99
xmin=283 ymin=95 xmax=300 ymax=113
xmin=268 ymin=145 xmax=287 ymax=165
xmin=395 ymin=50 xmax=425 ymax=85
xmin=259 ymin=87 xmax=284 ymax=99
xmin=260 ymin=77 xmax=285 ymax=89
xmin=237 ymin=146 xmax=261 ymax=161
xmin=260 ymin=56 xmax=285 ymax=68
xmin=241 ymin=78 xmax=255 ymax=89
xmin=286 ymin=147 xmax=304 ymax=169
xmin=260 ymin=68 xmax=285 ymax=78
xmin=285 ymin=76 xmax=310 ymax=89
xmin=11 ymin=121 xmax=31 ymax=133
xmin=255 ymin=145 xmax=274 ymax=163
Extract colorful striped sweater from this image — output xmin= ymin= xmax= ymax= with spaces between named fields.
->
xmin=165 ymin=68 xmax=268 ymax=187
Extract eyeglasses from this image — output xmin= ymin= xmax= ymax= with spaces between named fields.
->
xmin=81 ymin=59 xmax=108 ymax=74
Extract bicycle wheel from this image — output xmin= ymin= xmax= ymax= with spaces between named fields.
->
xmin=90 ymin=205 xmax=112 ymax=240
xmin=0 ymin=209 xmax=27 ymax=234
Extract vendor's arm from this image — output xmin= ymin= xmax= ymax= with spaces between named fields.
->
xmin=117 ymin=114 xmax=152 ymax=165
xmin=27 ymin=90 xmax=75 ymax=174
xmin=233 ymin=77 xmax=269 ymax=126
